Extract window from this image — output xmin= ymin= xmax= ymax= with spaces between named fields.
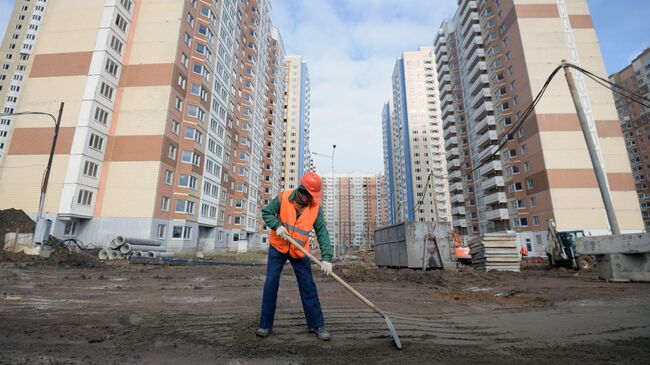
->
xmin=521 ymin=144 xmax=528 ymax=154
xmin=181 ymin=53 xmax=189 ymax=68
xmin=105 ymin=57 xmax=119 ymax=77
xmin=164 ymin=170 xmax=173 ymax=185
xmin=77 ymin=189 xmax=94 ymax=205
xmin=94 ymin=106 xmax=109 ymax=125
xmin=110 ymin=35 xmax=123 ymax=54
xmin=530 ymin=197 xmax=537 ymax=208
xmin=82 ymin=160 xmax=99 ymax=177
xmin=177 ymin=74 xmax=186 ymax=89
xmin=175 ymin=96 xmax=183 ymax=111
xmin=171 ymin=120 xmax=180 ymax=134
xmin=89 ymin=134 xmax=104 ymax=151
xmin=157 ymin=224 xmax=166 ymax=239
xmin=161 ymin=196 xmax=170 ymax=211
xmin=167 ymin=144 xmax=177 ymax=160
xmin=115 ymin=13 xmax=128 ymax=33
xmin=519 ymin=217 xmax=528 ymax=227
xmin=526 ymin=178 xmax=534 ymax=189
xmin=175 ymin=199 xmax=195 ymax=214
xmin=100 ymin=82 xmax=114 ymax=100
xmin=64 ymin=222 xmax=78 ymax=236
xmin=184 ymin=127 xmax=203 ymax=144
xmin=533 ymin=216 xmax=540 ymax=226
xmin=172 ymin=225 xmax=192 ymax=239
xmin=524 ymin=161 xmax=530 ymax=172
xmin=184 ymin=32 xmax=192 ymax=46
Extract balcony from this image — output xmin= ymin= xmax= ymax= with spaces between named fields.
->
xmin=452 ymin=218 xmax=468 ymax=227
xmin=449 ymin=170 xmax=462 ymax=181
xmin=442 ymin=115 xmax=456 ymax=129
xmin=481 ymin=175 xmax=504 ymax=191
xmin=442 ymin=103 xmax=454 ymax=119
xmin=436 ymin=53 xmax=448 ymax=69
xmin=451 ymin=206 xmax=466 ymax=216
xmin=459 ymin=0 xmax=478 ymax=27
xmin=462 ymin=23 xmax=481 ymax=48
xmin=464 ymin=35 xmax=484 ymax=60
xmin=443 ymin=126 xmax=457 ymax=139
xmin=445 ymin=146 xmax=459 ymax=160
xmin=440 ymin=83 xmax=452 ymax=95
xmin=486 ymin=208 xmax=509 ymax=221
xmin=478 ymin=144 xmax=499 ymax=162
xmin=470 ymin=87 xmax=491 ymax=109
xmin=467 ymin=47 xmax=485 ymax=71
xmin=479 ymin=159 xmax=502 ymax=176
xmin=475 ymin=114 xmax=496 ymax=133
xmin=484 ymin=191 xmax=507 ymax=206
xmin=475 ymin=100 xmax=494 ymax=120
xmin=441 ymin=93 xmax=453 ymax=108
xmin=447 ymin=158 xmax=461 ymax=171
xmin=450 ymin=182 xmax=463 ymax=193
xmin=467 ymin=60 xmax=487 ymax=84
xmin=450 ymin=193 xmax=465 ymax=204
xmin=476 ymin=129 xmax=498 ymax=148
xmin=444 ymin=136 xmax=458 ymax=149
xmin=469 ymin=73 xmax=489 ymax=96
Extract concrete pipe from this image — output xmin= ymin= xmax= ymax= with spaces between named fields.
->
xmin=145 ymin=251 xmax=156 ymax=258
xmin=114 ymin=236 xmax=126 ymax=246
xmin=132 ymin=251 xmax=143 ymax=257
xmin=109 ymin=239 xmax=121 ymax=249
xmin=116 ymin=252 xmax=125 ymax=259
xmin=122 ymin=243 xmax=166 ymax=253
xmin=107 ymin=250 xmax=119 ymax=260
xmin=157 ymin=252 xmax=175 ymax=258
xmin=121 ymin=237 xmax=162 ymax=247
xmin=98 ymin=248 xmax=109 ymax=260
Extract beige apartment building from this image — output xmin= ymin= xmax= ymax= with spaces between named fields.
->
xmin=0 ymin=0 xmax=48 ymax=160
xmin=382 ymin=47 xmax=451 ymax=225
xmin=322 ymin=173 xmax=385 ymax=253
xmin=0 ymin=0 xmax=286 ymax=252
xmin=281 ymin=55 xmax=312 ymax=190
xmin=609 ymin=47 xmax=650 ymax=229
xmin=435 ymin=0 xmax=643 ymax=255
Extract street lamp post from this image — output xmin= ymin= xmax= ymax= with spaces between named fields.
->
xmin=312 ymin=144 xmax=337 ymax=258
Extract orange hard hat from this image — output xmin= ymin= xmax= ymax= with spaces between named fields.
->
xmin=300 ymin=172 xmax=322 ymax=199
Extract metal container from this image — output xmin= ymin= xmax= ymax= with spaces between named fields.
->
xmin=373 ymin=222 xmax=454 ymax=269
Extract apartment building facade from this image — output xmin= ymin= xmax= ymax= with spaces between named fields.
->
xmin=322 ymin=173 xmax=384 ymax=253
xmin=281 ymin=55 xmax=312 ymax=190
xmin=609 ymin=48 xmax=650 ymax=229
xmin=0 ymin=0 xmax=48 ymax=161
xmin=383 ymin=47 xmax=451 ymax=225
xmin=0 ymin=0 xmax=286 ymax=252
xmin=435 ymin=0 xmax=643 ymax=254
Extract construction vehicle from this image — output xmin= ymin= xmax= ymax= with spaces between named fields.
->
xmin=452 ymin=230 xmax=472 ymax=264
xmin=546 ymin=219 xmax=594 ymax=270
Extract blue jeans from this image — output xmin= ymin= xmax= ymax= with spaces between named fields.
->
xmin=259 ymin=245 xmax=325 ymax=330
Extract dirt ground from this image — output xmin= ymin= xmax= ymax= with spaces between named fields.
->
xmin=0 ymin=252 xmax=649 ymax=365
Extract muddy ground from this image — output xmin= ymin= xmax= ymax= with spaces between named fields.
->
xmin=0 ymin=254 xmax=649 ymax=364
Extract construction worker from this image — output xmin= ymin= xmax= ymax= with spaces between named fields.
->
xmin=256 ymin=172 xmax=333 ymax=341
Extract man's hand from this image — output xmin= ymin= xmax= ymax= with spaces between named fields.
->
xmin=276 ymin=226 xmax=290 ymax=240
xmin=321 ymin=261 xmax=332 ymax=276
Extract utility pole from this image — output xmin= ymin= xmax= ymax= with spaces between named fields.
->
xmin=37 ymin=102 xmax=64 ymax=221
xmin=331 ymin=144 xmax=337 ymax=258
xmin=561 ymin=60 xmax=620 ymax=235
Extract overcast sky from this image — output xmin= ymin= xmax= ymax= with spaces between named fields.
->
xmin=0 ymin=0 xmax=648 ymax=174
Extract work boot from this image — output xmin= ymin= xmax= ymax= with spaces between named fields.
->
xmin=256 ymin=328 xmax=271 ymax=338
xmin=310 ymin=327 xmax=331 ymax=341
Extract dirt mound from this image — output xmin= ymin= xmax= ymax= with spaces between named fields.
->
xmin=0 ymin=245 xmax=103 ymax=268
xmin=0 ymin=208 xmax=36 ymax=248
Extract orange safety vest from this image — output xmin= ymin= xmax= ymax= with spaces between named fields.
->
xmin=269 ymin=191 xmax=320 ymax=258
xmin=520 ymin=247 xmax=529 ymax=256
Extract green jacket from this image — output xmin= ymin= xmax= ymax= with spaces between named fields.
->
xmin=261 ymin=189 xmax=332 ymax=262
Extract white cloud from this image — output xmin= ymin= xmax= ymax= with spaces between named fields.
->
xmin=270 ymin=0 xmax=456 ymax=174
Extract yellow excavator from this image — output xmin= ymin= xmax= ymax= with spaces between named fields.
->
xmin=546 ymin=219 xmax=594 ymax=270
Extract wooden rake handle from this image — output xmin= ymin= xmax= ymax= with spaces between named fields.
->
xmin=285 ymin=236 xmax=385 ymax=317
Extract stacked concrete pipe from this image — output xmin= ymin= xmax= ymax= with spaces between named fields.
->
xmin=98 ymin=236 xmax=175 ymax=261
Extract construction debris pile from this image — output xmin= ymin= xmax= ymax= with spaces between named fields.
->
xmin=469 ymin=233 xmax=520 ymax=272
xmin=98 ymin=236 xmax=175 ymax=261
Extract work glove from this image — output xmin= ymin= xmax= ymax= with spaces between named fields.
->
xmin=321 ymin=261 xmax=332 ymax=276
xmin=276 ymin=226 xmax=290 ymax=240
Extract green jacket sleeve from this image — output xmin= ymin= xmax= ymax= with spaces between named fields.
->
xmin=313 ymin=207 xmax=332 ymax=262
xmin=261 ymin=195 xmax=282 ymax=230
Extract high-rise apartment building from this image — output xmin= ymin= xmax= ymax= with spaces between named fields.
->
xmin=609 ymin=48 xmax=650 ymax=229
xmin=282 ymin=55 xmax=311 ymax=190
xmin=322 ymin=173 xmax=384 ymax=252
xmin=0 ymin=0 xmax=286 ymax=253
xmin=382 ymin=46 xmax=451 ymax=225
xmin=435 ymin=0 xmax=643 ymax=254
xmin=0 ymin=0 xmax=48 ymax=161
